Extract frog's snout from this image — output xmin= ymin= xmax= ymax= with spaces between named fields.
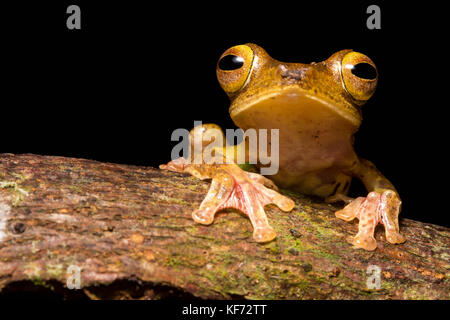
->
xmin=278 ymin=64 xmax=309 ymax=83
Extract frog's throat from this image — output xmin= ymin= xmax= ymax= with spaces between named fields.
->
xmin=229 ymin=87 xmax=362 ymax=129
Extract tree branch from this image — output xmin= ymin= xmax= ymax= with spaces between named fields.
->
xmin=0 ymin=154 xmax=448 ymax=299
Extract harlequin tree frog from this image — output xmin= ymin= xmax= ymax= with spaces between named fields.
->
xmin=161 ymin=44 xmax=406 ymax=251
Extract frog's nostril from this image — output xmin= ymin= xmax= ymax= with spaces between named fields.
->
xmin=280 ymin=67 xmax=306 ymax=81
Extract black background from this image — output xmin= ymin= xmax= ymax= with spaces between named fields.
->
xmin=2 ymin=1 xmax=448 ymax=227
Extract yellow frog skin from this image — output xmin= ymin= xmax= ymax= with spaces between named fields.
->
xmin=161 ymin=44 xmax=406 ymax=251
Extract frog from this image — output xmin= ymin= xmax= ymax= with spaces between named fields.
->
xmin=161 ymin=43 xmax=406 ymax=251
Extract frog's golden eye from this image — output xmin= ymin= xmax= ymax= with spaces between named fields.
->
xmin=218 ymin=55 xmax=244 ymax=71
xmin=341 ymin=52 xmax=378 ymax=102
xmin=217 ymin=45 xmax=254 ymax=95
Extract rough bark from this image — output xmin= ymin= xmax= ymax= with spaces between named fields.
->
xmin=0 ymin=153 xmax=448 ymax=300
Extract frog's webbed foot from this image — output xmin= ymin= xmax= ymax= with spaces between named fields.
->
xmin=194 ymin=165 xmax=295 ymax=242
xmin=161 ymin=160 xmax=295 ymax=243
xmin=335 ymin=190 xmax=406 ymax=251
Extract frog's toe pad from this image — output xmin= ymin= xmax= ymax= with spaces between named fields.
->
xmin=386 ymin=232 xmax=406 ymax=244
xmin=253 ymin=226 xmax=277 ymax=243
xmin=159 ymin=157 xmax=188 ymax=173
xmin=349 ymin=234 xmax=378 ymax=251
xmin=192 ymin=208 xmax=215 ymax=225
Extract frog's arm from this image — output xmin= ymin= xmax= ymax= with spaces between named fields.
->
xmin=352 ymin=158 xmax=397 ymax=193
xmin=160 ymin=124 xmax=294 ymax=243
xmin=336 ymin=158 xmax=406 ymax=251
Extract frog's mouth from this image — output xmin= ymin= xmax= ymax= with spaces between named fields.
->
xmin=230 ymin=87 xmax=362 ymax=131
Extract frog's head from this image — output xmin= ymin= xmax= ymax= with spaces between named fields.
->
xmin=216 ymin=43 xmax=378 ymax=130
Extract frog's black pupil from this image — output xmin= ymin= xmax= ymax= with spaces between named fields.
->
xmin=351 ymin=63 xmax=377 ymax=80
xmin=219 ymin=55 xmax=244 ymax=71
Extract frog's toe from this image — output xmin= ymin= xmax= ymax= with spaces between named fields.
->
xmin=351 ymin=233 xmax=378 ymax=251
xmin=261 ymin=187 xmax=295 ymax=212
xmin=159 ymin=157 xmax=188 ymax=173
xmin=335 ymin=197 xmax=364 ymax=221
xmin=253 ymin=225 xmax=277 ymax=243
xmin=192 ymin=208 xmax=215 ymax=225
xmin=326 ymin=193 xmax=354 ymax=205
xmin=192 ymin=171 xmax=234 ymax=225
xmin=386 ymin=232 xmax=406 ymax=244
xmin=246 ymin=172 xmax=279 ymax=191
xmin=379 ymin=190 xmax=406 ymax=245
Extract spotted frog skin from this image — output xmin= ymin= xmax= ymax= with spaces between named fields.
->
xmin=161 ymin=44 xmax=406 ymax=251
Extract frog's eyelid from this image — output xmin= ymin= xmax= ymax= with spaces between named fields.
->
xmin=339 ymin=58 xmax=360 ymax=100
xmin=337 ymin=60 xmax=349 ymax=94
xmin=241 ymin=50 xmax=257 ymax=90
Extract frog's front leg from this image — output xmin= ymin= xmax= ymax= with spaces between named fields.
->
xmin=337 ymin=159 xmax=406 ymax=251
xmin=160 ymin=125 xmax=295 ymax=243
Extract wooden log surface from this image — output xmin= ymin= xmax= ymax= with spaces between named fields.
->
xmin=0 ymin=153 xmax=448 ymax=299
